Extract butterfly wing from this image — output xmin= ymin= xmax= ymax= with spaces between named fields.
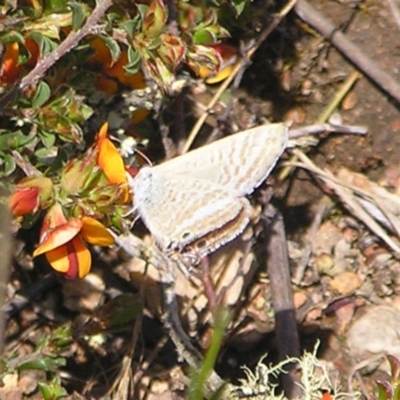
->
xmin=132 ymin=167 xmax=248 ymax=252
xmin=152 ymin=123 xmax=288 ymax=197
xmin=181 ymin=200 xmax=251 ymax=261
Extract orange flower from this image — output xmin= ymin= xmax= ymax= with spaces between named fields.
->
xmin=33 ymin=204 xmax=114 ymax=279
xmin=96 ymin=123 xmax=131 ymax=203
xmin=25 ymin=38 xmax=40 ymax=68
xmin=197 ymin=44 xmax=238 ymax=84
xmin=10 ymin=186 xmax=40 ymax=216
xmin=0 ymin=43 xmax=21 ymax=85
xmin=104 ymin=51 xmax=146 ymax=91
xmin=89 ymin=38 xmax=150 ymax=123
xmin=0 ymin=40 xmax=40 ymax=85
xmin=90 ymin=37 xmax=146 ymax=93
xmin=10 ymin=176 xmax=53 ymax=216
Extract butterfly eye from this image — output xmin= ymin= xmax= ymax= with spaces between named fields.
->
xmin=182 ymin=232 xmax=191 ymax=240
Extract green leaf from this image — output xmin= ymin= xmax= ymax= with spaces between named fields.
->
xmin=44 ymin=0 xmax=68 ymax=13
xmin=0 ymin=358 xmax=7 ymax=374
xmin=185 ymin=44 xmax=221 ymax=77
xmin=34 ymin=146 xmax=58 ymax=161
xmin=188 ymin=308 xmax=231 ymax=400
xmin=0 ymin=131 xmax=33 ymax=151
xmin=125 ymin=46 xmax=141 ymax=74
xmin=142 ymin=0 xmax=167 ymax=38
xmin=157 ymin=35 xmax=185 ymax=68
xmin=123 ymin=16 xmax=142 ymax=38
xmin=147 ymin=36 xmax=162 ymax=51
xmin=18 ymin=356 xmax=66 ymax=372
xmin=38 ymin=382 xmax=53 ymax=399
xmin=39 ymin=131 xmax=56 ymax=148
xmin=32 ymin=81 xmax=51 ymax=108
xmin=99 ymin=294 xmax=142 ymax=328
xmin=136 ymin=4 xmax=149 ymax=20
xmin=193 ymin=29 xmax=217 ymax=45
xmin=0 ymin=31 xmax=25 ymax=45
xmin=99 ymin=34 xmax=121 ymax=64
xmin=229 ymin=0 xmax=247 ymax=15
xmin=377 ymin=381 xmax=392 ymax=400
xmin=29 ymin=32 xmax=58 ymax=58
xmin=105 ymin=12 xmax=122 ymax=28
xmin=38 ymin=89 xmax=91 ymax=143
xmin=394 ymin=384 xmax=400 ymax=400
xmin=69 ymin=1 xmax=86 ymax=31
xmin=38 ymin=376 xmax=68 ymax=400
xmin=79 ymin=103 xmax=94 ymax=120
xmin=0 ymin=154 xmax=16 ymax=177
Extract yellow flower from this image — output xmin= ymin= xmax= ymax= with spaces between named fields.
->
xmin=96 ymin=123 xmax=131 ymax=203
xmin=33 ymin=204 xmax=114 ymax=279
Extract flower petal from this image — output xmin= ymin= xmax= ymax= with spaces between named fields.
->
xmin=97 ymin=122 xmax=109 ymax=141
xmin=98 ymin=137 xmax=127 ymax=186
xmin=95 ymin=75 xmax=119 ymax=95
xmin=89 ymin=37 xmax=112 ymax=65
xmin=41 ymin=203 xmax=68 ymax=230
xmin=0 ymin=43 xmax=21 ymax=85
xmin=34 ymin=218 xmax=82 ymax=257
xmin=10 ymin=187 xmax=39 ymax=216
xmin=46 ymin=237 xmax=91 ymax=279
xmin=81 ymin=217 xmax=115 ymax=246
xmin=95 ymin=124 xmax=130 ymax=203
xmin=104 ymin=51 xmax=146 ymax=90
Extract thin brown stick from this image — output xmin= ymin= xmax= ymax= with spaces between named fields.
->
xmin=200 ymin=257 xmax=218 ymax=311
xmin=386 ymin=0 xmax=400 ymax=33
xmin=316 ymin=71 xmax=361 ymax=123
xmin=290 ymin=149 xmax=400 ymax=255
xmin=263 ymin=204 xmax=301 ymax=399
xmin=288 ymin=122 xmax=367 ymax=139
xmin=0 ymin=0 xmax=112 ymax=109
xmin=0 ymin=202 xmax=11 ymax=354
xmin=19 ymin=0 xmax=112 ymax=91
xmin=295 ymin=0 xmax=400 ymax=104
xmin=132 ymin=336 xmax=169 ymax=387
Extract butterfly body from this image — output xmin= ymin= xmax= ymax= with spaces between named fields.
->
xmin=131 ymin=123 xmax=288 ymax=263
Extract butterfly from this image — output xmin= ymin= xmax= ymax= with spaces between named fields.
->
xmin=130 ymin=123 xmax=288 ymax=264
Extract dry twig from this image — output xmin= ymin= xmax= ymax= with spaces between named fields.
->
xmin=263 ymin=204 xmax=301 ymax=399
xmin=295 ymin=0 xmax=400 ymax=104
xmin=0 ymin=202 xmax=11 ymax=354
xmin=386 ymin=0 xmax=400 ymax=33
xmin=289 ymin=149 xmax=400 ymax=255
xmin=0 ymin=0 xmax=112 ymax=108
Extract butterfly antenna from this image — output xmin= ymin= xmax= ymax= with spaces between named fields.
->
xmin=134 ymin=147 xmax=153 ymax=167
